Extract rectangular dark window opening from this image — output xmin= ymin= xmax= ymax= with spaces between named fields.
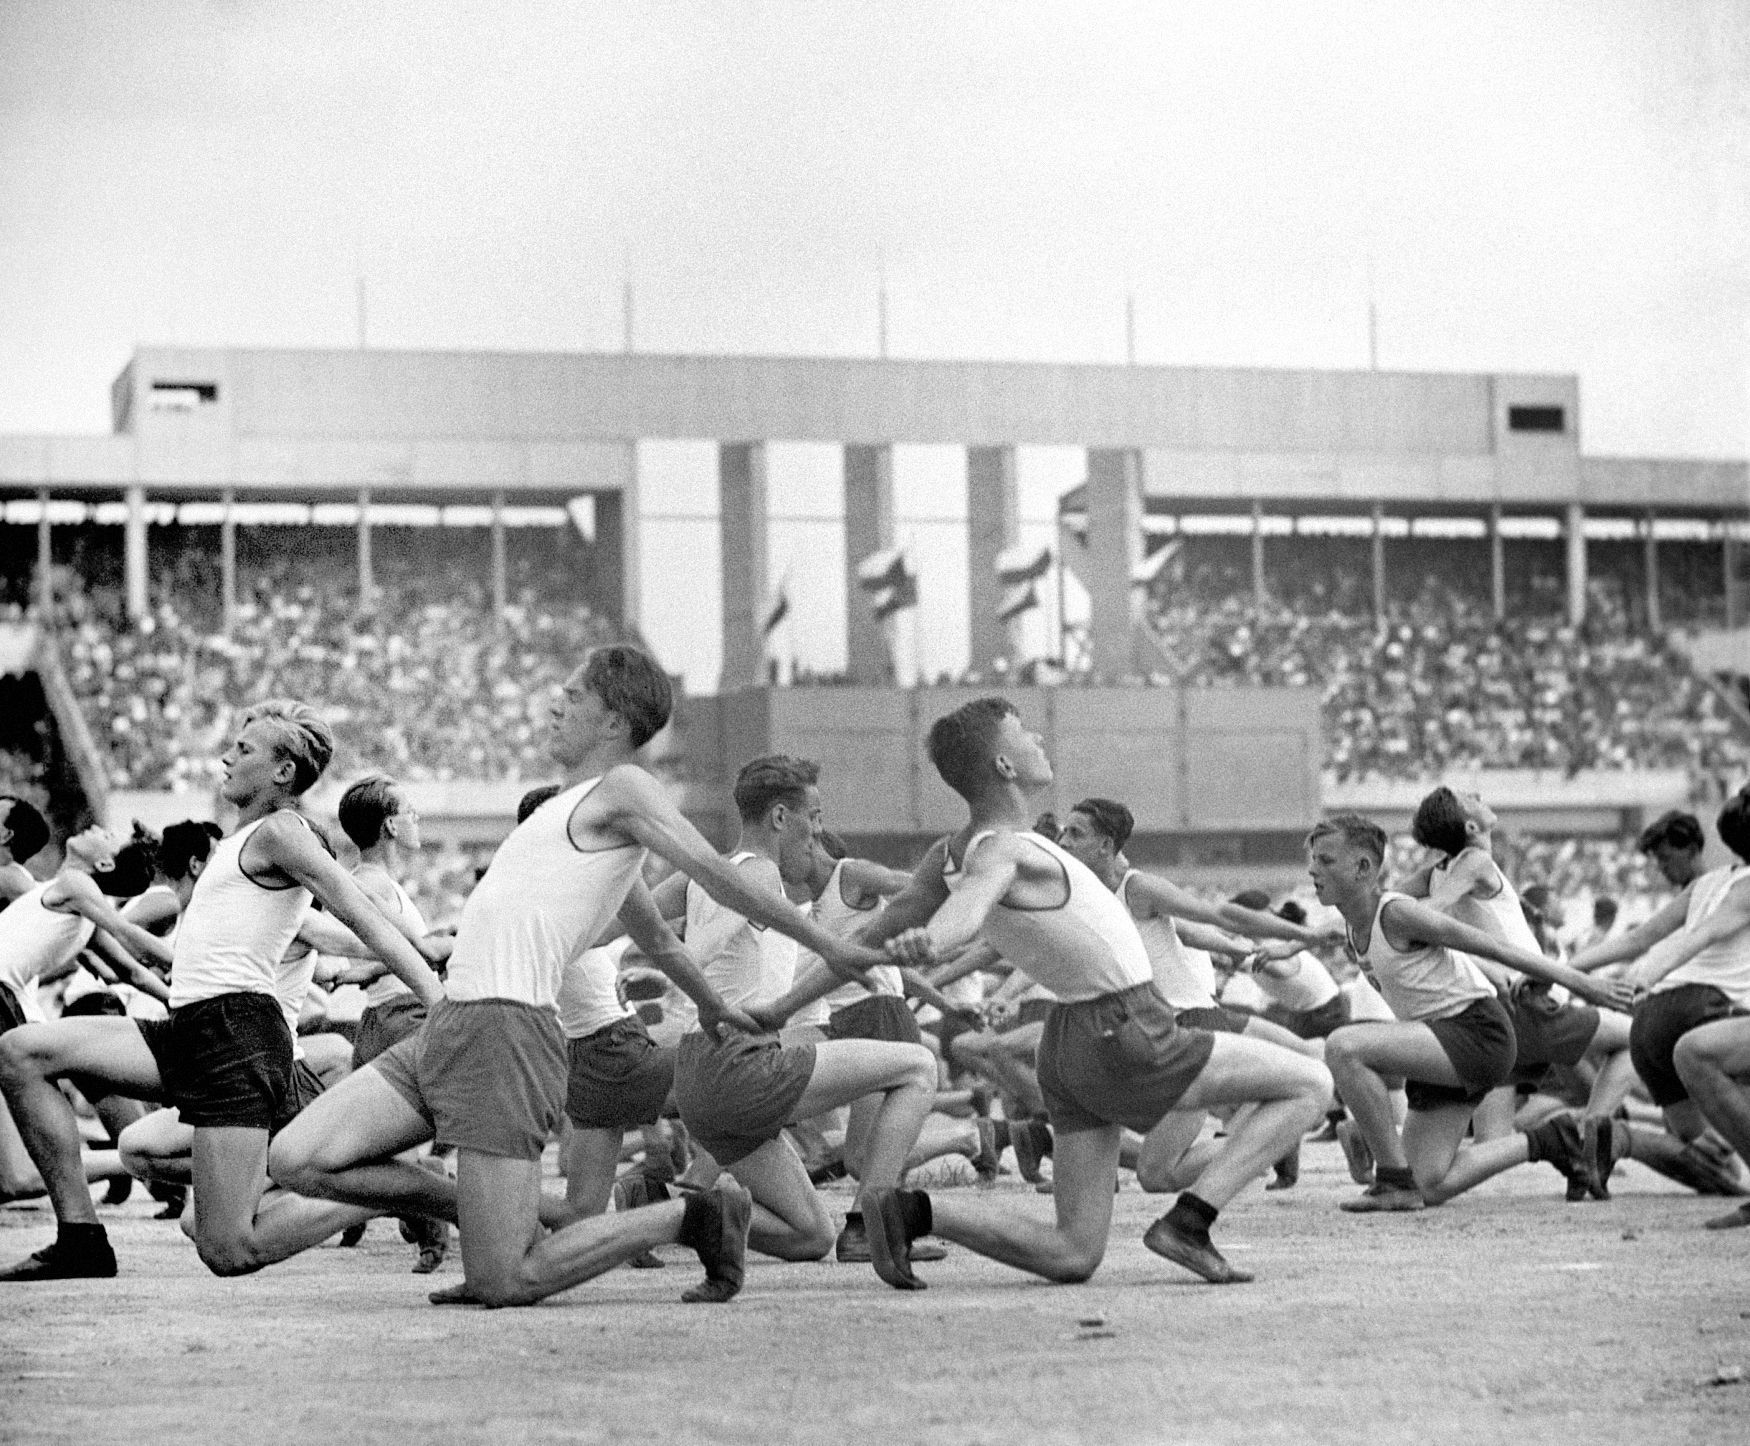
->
xmin=1508 ymin=404 xmax=1565 ymax=433
xmin=150 ymin=381 xmax=219 ymax=409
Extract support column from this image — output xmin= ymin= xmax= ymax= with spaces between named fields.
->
xmin=593 ymin=444 xmax=641 ymax=634
xmin=967 ymin=445 xmax=1020 ymax=673
xmin=357 ymin=487 xmax=374 ymax=610
xmin=1086 ymin=448 xmax=1143 ymax=677
xmin=1250 ymin=500 xmax=1266 ymax=607
xmin=124 ymin=484 xmax=148 ymax=623
xmin=34 ymin=487 xmax=51 ymax=617
xmin=718 ymin=442 xmax=769 ymax=691
xmin=844 ymin=444 xmax=895 ymax=684
xmin=1566 ymin=502 xmax=1587 ymax=626
xmin=1489 ymin=504 xmax=1505 ymax=622
xmin=1725 ymin=514 xmax=1742 ymax=631
xmin=220 ymin=487 xmax=238 ymax=635
xmin=490 ymin=489 xmax=508 ymax=621
xmin=1370 ymin=502 xmax=1386 ymax=622
xmin=1644 ymin=507 xmax=1661 ymax=632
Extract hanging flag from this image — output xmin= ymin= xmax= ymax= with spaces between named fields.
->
xmin=996 ymin=541 xmax=1051 ymax=586
xmin=871 ymin=571 xmax=918 ymax=620
xmin=761 ymin=580 xmax=790 ymax=637
xmin=997 ymin=580 xmax=1039 ymax=622
xmin=1131 ymin=538 xmax=1182 ymax=587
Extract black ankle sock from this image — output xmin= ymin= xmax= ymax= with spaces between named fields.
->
xmin=675 ymin=1193 xmax=713 ymax=1252
xmin=1167 ymin=1191 xmax=1218 ymax=1237
xmin=899 ymin=1190 xmax=933 ymax=1241
xmin=842 ymin=1211 xmax=864 ymax=1228
xmin=1376 ymin=1165 xmax=1416 ymax=1190
xmin=991 ymin=1119 xmax=1011 ymax=1153
xmin=57 ymin=1223 xmax=108 ymax=1250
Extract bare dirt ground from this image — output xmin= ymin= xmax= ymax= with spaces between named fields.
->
xmin=2 ymin=1142 xmax=1747 ymax=1446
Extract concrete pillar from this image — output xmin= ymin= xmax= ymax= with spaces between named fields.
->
xmin=1250 ymin=500 xmax=1266 ymax=607
xmin=1489 ymin=504 xmax=1506 ymax=621
xmin=967 ymin=445 xmax=1020 ymax=673
xmin=490 ymin=489 xmax=508 ymax=621
xmin=34 ymin=487 xmax=51 ymax=616
xmin=1725 ymin=515 xmax=1742 ymax=631
xmin=1086 ymin=448 xmax=1143 ymax=677
xmin=1566 ymin=502 xmax=1587 ymax=626
xmin=357 ymin=487 xmax=374 ymax=610
xmin=124 ymin=484 xmax=148 ymax=623
xmin=843 ymin=444 xmax=896 ymax=684
xmin=220 ymin=487 xmax=238 ymax=635
xmin=1371 ymin=502 xmax=1386 ymax=621
xmin=718 ymin=442 xmax=769 ymax=691
xmin=1644 ymin=508 xmax=1661 ymax=632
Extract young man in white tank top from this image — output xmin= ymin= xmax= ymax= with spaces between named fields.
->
xmin=1310 ymin=815 xmax=1633 ymax=1214
xmin=1402 ymin=786 xmax=1638 ymax=1198
xmin=269 ymin=648 xmax=892 ymax=1307
xmin=1573 ymin=788 xmax=1750 ymax=1227
xmin=802 ymin=698 xmax=1333 ymax=1289
xmin=1055 ymin=800 xmax=1325 ymax=1197
xmin=0 ymin=701 xmax=444 ymax=1282
xmin=646 ymin=756 xmax=940 ymax=1270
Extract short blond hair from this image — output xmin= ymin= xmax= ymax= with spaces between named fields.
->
xmin=242 ymin=699 xmax=335 ymax=796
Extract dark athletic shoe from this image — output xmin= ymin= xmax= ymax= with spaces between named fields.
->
xmin=680 ymin=1180 xmax=751 ymax=1304
xmin=1012 ymin=1119 xmax=1054 ymax=1184
xmin=102 ymin=1176 xmax=134 ymax=1206
xmin=1704 ymin=1202 xmax=1750 ymax=1231
xmin=629 ymin=1249 xmax=666 ymax=1269
xmin=147 ymin=1182 xmax=186 ymax=1220
xmin=1266 ymin=1143 xmax=1300 ymax=1191
xmin=971 ymin=1118 xmax=1002 ymax=1184
xmin=1336 ymin=1120 xmax=1375 ymax=1186
xmin=1339 ymin=1182 xmax=1425 ymax=1213
xmin=863 ymin=1190 xmax=927 ymax=1292
xmin=834 ymin=1212 xmax=947 ymax=1264
xmin=0 ymin=1235 xmax=118 ymax=1281
xmin=409 ymin=1218 xmax=449 ymax=1275
xmin=1142 ymin=1215 xmax=1254 ymax=1284
xmin=1581 ymin=1115 xmax=1629 ymax=1201
xmin=338 ymin=1223 xmax=367 ymax=1248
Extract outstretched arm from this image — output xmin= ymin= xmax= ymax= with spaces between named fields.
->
xmin=48 ymin=874 xmax=175 ymax=968
xmin=1568 ymin=892 xmax=1691 ymax=974
xmin=1382 ymin=897 xmax=1632 ymax=1010
xmin=1631 ymin=877 xmax=1750 ymax=990
xmin=257 ymin=817 xmax=443 ymax=1007
xmin=616 ymin=876 xmax=758 ymax=1038
xmin=885 ymin=835 xmax=1018 ymax=968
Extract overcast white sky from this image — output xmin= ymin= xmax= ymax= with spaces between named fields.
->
xmin=1 ymin=1 xmax=1746 ymax=682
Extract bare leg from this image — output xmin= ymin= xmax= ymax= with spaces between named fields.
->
xmin=787 ymin=1041 xmax=937 ymax=1207
xmin=722 ymin=1134 xmax=836 ymax=1260
xmin=559 ymin=1125 xmax=623 ymax=1220
xmin=1405 ymin=1105 xmax=1514 ymax=1203
xmin=1583 ymin=1012 xmax=1638 ymax=1120
xmin=928 ymin=1126 xmax=1121 ymax=1283
xmin=1675 ymin=1019 xmax=1750 ymax=1165
xmin=1133 ymin=1111 xmax=1216 ymax=1193
xmin=117 ymin=1107 xmax=193 ymax=1187
xmin=1325 ymin=1022 xmax=1463 ymax=1175
xmin=1469 ymin=1086 xmax=1518 ymax=1143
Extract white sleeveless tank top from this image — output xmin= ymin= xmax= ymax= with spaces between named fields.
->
xmin=170 ymin=815 xmax=313 ymax=1009
xmin=1347 ymin=890 xmax=1495 ymax=1023
xmin=557 ymin=941 xmax=635 ymax=1040
xmin=1253 ymin=950 xmax=1340 ymax=1013
xmin=1658 ymin=864 xmax=1750 ymax=1004
xmin=807 ymin=859 xmax=902 ymax=1017
xmin=944 ymin=832 xmax=1152 ymax=1004
xmin=0 ymin=883 xmax=96 ymax=1023
xmin=1430 ymin=849 xmax=1543 ymax=955
xmin=362 ymin=875 xmax=429 ymax=1008
xmin=670 ymin=852 xmax=802 ymax=1031
xmin=1118 ymin=869 xmax=1216 ymax=1010
xmin=445 ymin=776 xmax=646 ymax=1012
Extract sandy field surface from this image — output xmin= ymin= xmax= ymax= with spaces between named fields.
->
xmin=2 ymin=1141 xmax=1747 ymax=1446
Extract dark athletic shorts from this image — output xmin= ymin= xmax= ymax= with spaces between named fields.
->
xmin=673 ymin=1029 xmax=816 ymax=1167
xmin=373 ymin=997 xmax=567 ymax=1161
xmin=61 ymin=991 xmax=126 ymax=1019
xmin=827 ymin=994 xmax=923 ymax=1046
xmin=1175 ymin=1005 xmax=1248 ymax=1035
xmin=565 ymin=1014 xmax=676 ymax=1131
xmin=1264 ymin=993 xmax=1351 ymax=1041
xmin=0 ymin=983 xmax=27 ymax=1036
xmin=1404 ymin=994 xmax=1517 ymax=1113
xmin=269 ymin=1058 xmax=327 ymax=1136
xmin=352 ymin=995 xmax=429 ymax=1070
xmin=1507 ymin=983 xmax=1601 ymax=1086
xmin=1629 ymin=983 xmax=1750 ymax=1107
xmin=137 ymin=992 xmax=293 ymax=1130
xmin=1036 ymin=982 xmax=1216 ymax=1135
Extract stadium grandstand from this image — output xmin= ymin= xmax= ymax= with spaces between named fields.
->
xmin=2 ymin=345 xmax=1747 ymax=925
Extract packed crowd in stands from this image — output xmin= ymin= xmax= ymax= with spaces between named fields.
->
xmin=50 ymin=528 xmax=618 ymax=791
